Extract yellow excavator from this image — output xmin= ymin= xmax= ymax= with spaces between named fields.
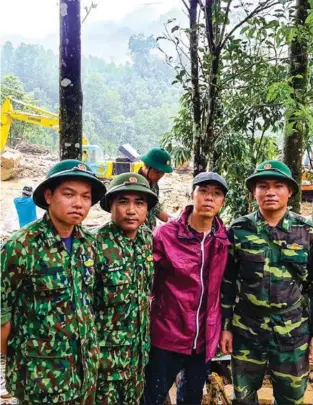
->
xmin=1 ymin=97 xmax=143 ymax=179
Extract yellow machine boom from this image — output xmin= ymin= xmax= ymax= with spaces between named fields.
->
xmin=1 ymin=97 xmax=88 ymax=153
xmin=0 ymin=97 xmax=143 ymax=180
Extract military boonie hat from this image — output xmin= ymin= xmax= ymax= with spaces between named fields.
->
xmin=246 ymin=160 xmax=299 ymax=196
xmin=100 ymin=172 xmax=158 ymax=212
xmin=140 ymin=147 xmax=173 ymax=173
xmin=192 ymin=172 xmax=228 ymax=194
xmin=22 ymin=186 xmax=33 ymax=196
xmin=33 ymin=159 xmax=106 ymax=209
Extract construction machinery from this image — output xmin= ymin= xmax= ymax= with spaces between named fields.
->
xmin=1 ymin=97 xmax=143 ymax=180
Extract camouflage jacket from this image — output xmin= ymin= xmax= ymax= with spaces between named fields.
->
xmin=1 ymin=213 xmax=100 ymax=404
xmin=94 ymin=221 xmax=154 ymax=381
xmin=146 ymin=182 xmax=162 ymax=230
xmin=221 ymin=210 xmax=313 ymax=333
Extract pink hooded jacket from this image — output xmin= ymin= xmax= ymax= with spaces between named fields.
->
xmin=150 ymin=205 xmax=230 ymax=362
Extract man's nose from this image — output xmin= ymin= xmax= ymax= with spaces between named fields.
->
xmin=205 ymin=192 xmax=214 ymax=200
xmin=266 ymin=187 xmax=275 ymax=195
xmin=73 ymin=196 xmax=83 ymax=207
xmin=126 ymin=203 xmax=136 ymax=214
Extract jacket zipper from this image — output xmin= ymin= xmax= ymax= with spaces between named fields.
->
xmin=193 ymin=233 xmax=206 ymax=350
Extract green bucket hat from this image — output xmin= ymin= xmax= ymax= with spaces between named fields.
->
xmin=246 ymin=160 xmax=299 ymax=196
xmin=100 ymin=172 xmax=158 ymax=212
xmin=140 ymin=147 xmax=173 ymax=173
xmin=33 ymin=159 xmax=106 ymax=209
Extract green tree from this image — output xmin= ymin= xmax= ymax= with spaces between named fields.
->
xmin=283 ymin=0 xmax=310 ymax=212
xmin=1 ymin=74 xmax=53 ymax=148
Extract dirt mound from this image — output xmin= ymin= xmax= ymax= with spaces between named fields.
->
xmin=16 ymin=141 xmax=56 ymax=156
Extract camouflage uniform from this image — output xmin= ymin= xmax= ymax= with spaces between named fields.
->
xmin=94 ymin=221 xmax=154 ymax=405
xmin=1 ymin=213 xmax=100 ymax=405
xmin=146 ymin=182 xmax=162 ymax=229
xmin=221 ymin=210 xmax=313 ymax=405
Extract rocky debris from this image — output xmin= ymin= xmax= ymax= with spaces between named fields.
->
xmin=160 ymin=172 xmax=192 ymax=215
xmin=15 ymin=141 xmax=57 ymax=156
xmin=1 ymin=149 xmax=24 ymax=181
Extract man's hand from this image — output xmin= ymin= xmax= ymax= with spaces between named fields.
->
xmin=309 ymin=337 xmax=313 ymax=362
xmin=157 ymin=210 xmax=170 ymax=223
xmin=219 ymin=330 xmax=233 ymax=355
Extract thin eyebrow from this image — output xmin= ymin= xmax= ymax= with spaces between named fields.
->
xmin=61 ymin=187 xmax=76 ymax=192
xmin=61 ymin=187 xmax=91 ymax=195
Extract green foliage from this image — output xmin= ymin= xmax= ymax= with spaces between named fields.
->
xmin=215 ymin=133 xmax=278 ymax=218
xmin=159 ymin=0 xmax=313 ymax=217
xmin=1 ymin=74 xmax=52 ymax=148
xmin=161 ymin=94 xmax=193 ymax=166
xmin=1 ymin=39 xmax=181 ymax=154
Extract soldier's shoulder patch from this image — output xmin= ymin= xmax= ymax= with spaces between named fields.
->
xmin=286 ymin=243 xmax=304 ymax=250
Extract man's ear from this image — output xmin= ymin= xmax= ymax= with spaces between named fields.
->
xmin=288 ymin=187 xmax=293 ymax=198
xmin=44 ymin=189 xmax=52 ymax=206
xmin=252 ymin=185 xmax=257 ymax=198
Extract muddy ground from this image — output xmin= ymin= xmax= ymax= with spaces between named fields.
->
xmin=0 ymin=144 xmax=313 ymax=404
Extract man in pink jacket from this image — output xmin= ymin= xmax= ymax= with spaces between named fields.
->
xmin=143 ymin=172 xmax=230 ymax=405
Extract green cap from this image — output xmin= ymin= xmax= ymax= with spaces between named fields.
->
xmin=140 ymin=147 xmax=173 ymax=173
xmin=246 ymin=160 xmax=299 ymax=196
xmin=100 ymin=172 xmax=158 ymax=212
xmin=33 ymin=159 xmax=106 ymax=209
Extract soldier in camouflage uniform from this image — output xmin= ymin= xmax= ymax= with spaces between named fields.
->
xmin=138 ymin=147 xmax=173 ymax=229
xmin=1 ymin=160 xmax=106 ymax=405
xmin=220 ymin=160 xmax=313 ymax=405
xmin=94 ymin=172 xmax=158 ymax=405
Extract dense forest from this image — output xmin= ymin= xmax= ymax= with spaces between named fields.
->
xmin=1 ymin=37 xmax=181 ymax=155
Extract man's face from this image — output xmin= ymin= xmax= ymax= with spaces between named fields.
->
xmin=148 ymin=168 xmax=164 ymax=184
xmin=253 ymin=179 xmax=292 ymax=213
xmin=44 ymin=180 xmax=92 ymax=226
xmin=111 ymin=192 xmax=148 ymax=238
xmin=192 ymin=183 xmax=225 ymax=218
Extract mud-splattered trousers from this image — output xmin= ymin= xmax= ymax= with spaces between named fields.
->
xmin=221 ymin=210 xmax=313 ymax=405
xmin=94 ymin=222 xmax=154 ymax=405
xmin=1 ymin=213 xmax=100 ymax=405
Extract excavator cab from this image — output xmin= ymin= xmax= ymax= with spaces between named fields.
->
xmin=82 ymin=145 xmax=107 ymax=179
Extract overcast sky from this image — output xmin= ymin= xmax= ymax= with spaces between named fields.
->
xmin=0 ymin=0 xmax=182 ymax=38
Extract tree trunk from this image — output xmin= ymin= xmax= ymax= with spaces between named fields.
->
xmin=189 ymin=0 xmax=205 ymax=176
xmin=202 ymin=0 xmax=222 ymax=171
xmin=59 ymin=0 xmax=83 ymax=160
xmin=283 ymin=0 xmax=309 ymax=212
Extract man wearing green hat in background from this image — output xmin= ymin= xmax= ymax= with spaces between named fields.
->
xmin=139 ymin=147 xmax=173 ymax=229
xmin=220 ymin=160 xmax=313 ymax=405
xmin=94 ymin=172 xmax=158 ymax=405
xmin=1 ymin=159 xmax=106 ymax=405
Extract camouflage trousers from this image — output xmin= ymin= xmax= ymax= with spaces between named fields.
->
xmin=95 ymin=374 xmax=144 ymax=405
xmin=19 ymin=401 xmax=81 ymax=405
xmin=231 ymin=311 xmax=310 ymax=405
xmin=18 ymin=385 xmax=96 ymax=405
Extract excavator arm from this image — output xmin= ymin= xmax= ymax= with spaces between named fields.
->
xmin=1 ymin=97 xmax=88 ymax=153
